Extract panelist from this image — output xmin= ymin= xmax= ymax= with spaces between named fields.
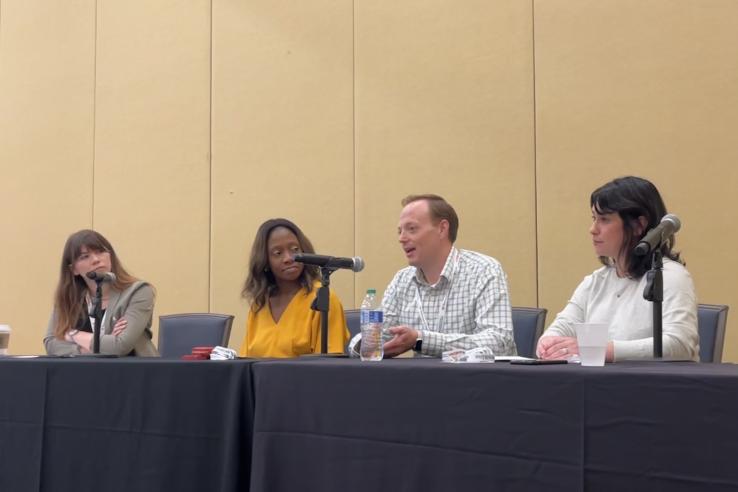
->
xmin=44 ymin=230 xmax=158 ymax=356
xmin=537 ymin=176 xmax=698 ymax=362
xmin=380 ymin=194 xmax=516 ymax=358
xmin=239 ymin=218 xmax=349 ymax=357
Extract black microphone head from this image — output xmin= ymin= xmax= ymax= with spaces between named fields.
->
xmin=293 ymin=253 xmax=364 ymax=272
xmin=86 ymin=271 xmax=116 ymax=283
xmin=633 ymin=242 xmax=650 ymax=256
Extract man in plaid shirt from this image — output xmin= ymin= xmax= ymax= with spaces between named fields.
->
xmin=381 ymin=194 xmax=516 ymax=358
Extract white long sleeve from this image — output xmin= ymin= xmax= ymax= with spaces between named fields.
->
xmin=543 ymin=259 xmax=699 ymax=361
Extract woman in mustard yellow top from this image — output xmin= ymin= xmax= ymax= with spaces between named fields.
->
xmin=239 ymin=218 xmax=349 ymax=357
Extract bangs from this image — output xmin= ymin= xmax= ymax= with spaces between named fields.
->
xmin=68 ymin=230 xmax=111 ymax=260
xmin=590 ymin=189 xmax=617 ymax=216
xmin=590 ymin=181 xmax=642 ymax=218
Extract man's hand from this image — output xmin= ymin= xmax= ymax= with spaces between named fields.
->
xmin=383 ymin=325 xmax=418 ymax=358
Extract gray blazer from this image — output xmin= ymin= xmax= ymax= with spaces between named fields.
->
xmin=44 ymin=281 xmax=159 ymax=357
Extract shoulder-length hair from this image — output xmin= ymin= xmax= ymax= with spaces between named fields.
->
xmin=241 ymin=218 xmax=319 ymax=312
xmin=53 ymin=229 xmax=139 ymax=339
xmin=590 ymin=176 xmax=683 ymax=278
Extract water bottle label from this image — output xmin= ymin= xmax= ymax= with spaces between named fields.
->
xmin=368 ymin=310 xmax=383 ymax=323
xmin=360 ymin=310 xmax=383 ymax=324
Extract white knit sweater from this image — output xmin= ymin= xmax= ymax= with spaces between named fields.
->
xmin=542 ymin=259 xmax=699 ymax=361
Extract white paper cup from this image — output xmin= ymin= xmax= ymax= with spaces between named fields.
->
xmin=0 ymin=324 xmax=10 ymax=356
xmin=574 ymin=322 xmax=608 ymax=366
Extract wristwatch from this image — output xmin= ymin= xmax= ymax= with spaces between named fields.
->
xmin=413 ymin=331 xmax=423 ymax=353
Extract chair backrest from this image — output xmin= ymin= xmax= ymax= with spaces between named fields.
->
xmin=697 ymin=304 xmax=729 ymax=363
xmin=345 ymin=309 xmax=361 ymax=339
xmin=158 ymin=313 xmax=234 ymax=359
xmin=512 ymin=306 xmax=547 ymax=358
xmin=344 ymin=309 xmax=361 ymax=355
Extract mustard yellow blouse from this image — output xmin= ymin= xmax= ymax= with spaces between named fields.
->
xmin=239 ymin=283 xmax=349 ymax=357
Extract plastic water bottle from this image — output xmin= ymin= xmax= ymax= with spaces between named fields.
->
xmin=360 ymin=289 xmax=383 ymax=361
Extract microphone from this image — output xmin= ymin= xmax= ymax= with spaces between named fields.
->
xmin=293 ymin=253 xmax=365 ymax=272
xmin=86 ymin=271 xmax=117 ymax=283
xmin=634 ymin=214 xmax=681 ymax=256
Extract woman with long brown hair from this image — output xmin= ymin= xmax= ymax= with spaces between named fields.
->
xmin=239 ymin=218 xmax=349 ymax=357
xmin=43 ymin=230 xmax=158 ymax=356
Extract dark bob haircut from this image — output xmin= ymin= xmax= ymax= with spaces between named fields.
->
xmin=590 ymin=176 xmax=683 ymax=278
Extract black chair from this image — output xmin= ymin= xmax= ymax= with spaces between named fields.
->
xmin=344 ymin=309 xmax=361 ymax=355
xmin=512 ymin=306 xmax=547 ymax=358
xmin=345 ymin=309 xmax=361 ymax=338
xmin=697 ymin=304 xmax=729 ymax=363
xmin=158 ymin=313 xmax=234 ymax=359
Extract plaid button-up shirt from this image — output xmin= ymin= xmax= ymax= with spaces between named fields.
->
xmin=382 ymin=247 xmax=516 ymax=357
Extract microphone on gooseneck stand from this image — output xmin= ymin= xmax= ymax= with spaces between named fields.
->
xmin=636 ymin=214 xmax=681 ymax=359
xmin=634 ymin=214 xmax=681 ymax=257
xmin=84 ymin=271 xmax=117 ymax=357
xmin=294 ymin=253 xmax=365 ymax=355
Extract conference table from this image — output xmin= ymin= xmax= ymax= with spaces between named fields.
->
xmin=2 ymin=356 xmax=738 ymax=492
xmin=0 ymin=357 xmax=256 ymax=492
xmin=250 ymin=358 xmax=738 ymax=492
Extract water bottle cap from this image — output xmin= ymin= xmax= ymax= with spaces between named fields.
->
xmin=367 ymin=288 xmax=376 ymax=294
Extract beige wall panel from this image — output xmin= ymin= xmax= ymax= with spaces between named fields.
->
xmin=211 ymin=0 xmax=355 ymax=349
xmin=0 ymin=0 xmax=95 ymax=354
xmin=93 ymin=0 xmax=212 ymax=342
xmin=355 ymin=1 xmax=536 ymax=308
xmin=535 ymin=0 xmax=738 ymax=360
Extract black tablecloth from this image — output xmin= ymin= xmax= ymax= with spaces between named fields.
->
xmin=0 ymin=358 xmax=256 ymax=492
xmin=4 ymin=357 xmax=738 ymax=492
xmin=250 ymin=358 xmax=738 ymax=492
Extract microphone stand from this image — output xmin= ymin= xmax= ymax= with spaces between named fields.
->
xmin=310 ymin=266 xmax=337 ymax=354
xmin=91 ymin=277 xmax=105 ymax=354
xmin=642 ymin=249 xmax=663 ymax=358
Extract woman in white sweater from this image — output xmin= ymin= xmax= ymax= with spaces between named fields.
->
xmin=537 ymin=176 xmax=698 ymax=362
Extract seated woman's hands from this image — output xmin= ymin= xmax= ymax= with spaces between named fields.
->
xmin=537 ymin=335 xmax=615 ymax=362
xmin=537 ymin=336 xmax=579 ymax=360
xmin=112 ymin=318 xmax=128 ymax=336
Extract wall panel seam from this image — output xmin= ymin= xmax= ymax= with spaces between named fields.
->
xmin=532 ymin=0 xmax=540 ymax=309
xmin=352 ymin=0 xmax=357 ymax=307
xmin=91 ymin=0 xmax=98 ymax=227
xmin=208 ymin=0 xmax=213 ymax=312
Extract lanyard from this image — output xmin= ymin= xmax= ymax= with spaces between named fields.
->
xmin=414 ymin=249 xmax=459 ymax=333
